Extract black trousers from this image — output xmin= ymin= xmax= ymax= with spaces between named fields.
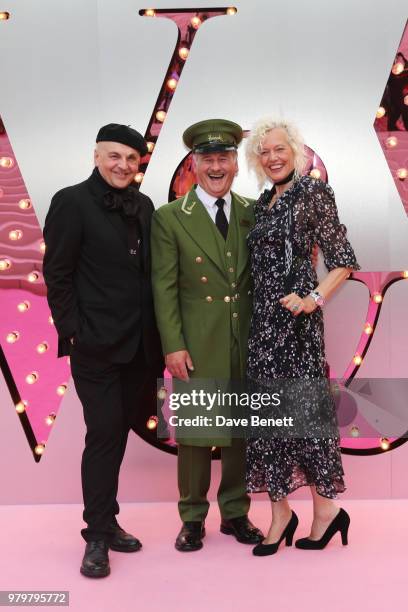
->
xmin=70 ymin=343 xmax=152 ymax=542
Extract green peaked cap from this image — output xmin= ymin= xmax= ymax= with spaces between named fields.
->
xmin=183 ymin=119 xmax=243 ymax=153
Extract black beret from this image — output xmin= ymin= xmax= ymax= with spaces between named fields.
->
xmin=96 ymin=123 xmax=148 ymax=157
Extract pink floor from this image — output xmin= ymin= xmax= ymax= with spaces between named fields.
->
xmin=0 ymin=500 xmax=406 ymax=612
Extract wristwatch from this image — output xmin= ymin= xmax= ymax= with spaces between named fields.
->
xmin=309 ymin=290 xmax=325 ymax=308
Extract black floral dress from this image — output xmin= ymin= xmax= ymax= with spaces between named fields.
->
xmin=246 ymin=176 xmax=360 ymax=500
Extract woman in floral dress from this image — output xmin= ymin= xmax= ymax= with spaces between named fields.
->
xmin=245 ymin=118 xmax=360 ymax=555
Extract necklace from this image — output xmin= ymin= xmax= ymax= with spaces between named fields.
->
xmin=269 ymin=170 xmax=295 ymax=209
xmin=274 ymin=169 xmax=295 ymax=186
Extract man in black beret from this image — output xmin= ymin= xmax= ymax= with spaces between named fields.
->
xmin=43 ymin=123 xmax=164 ymax=578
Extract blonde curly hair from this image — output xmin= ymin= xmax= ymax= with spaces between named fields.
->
xmin=245 ymin=117 xmax=307 ymax=188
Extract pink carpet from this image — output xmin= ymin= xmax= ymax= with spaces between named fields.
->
xmin=0 ymin=500 xmax=406 ymax=612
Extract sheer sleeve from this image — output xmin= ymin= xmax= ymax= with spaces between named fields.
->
xmin=310 ymin=180 xmax=360 ymax=272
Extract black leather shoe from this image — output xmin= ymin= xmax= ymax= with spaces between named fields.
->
xmin=80 ymin=540 xmax=110 ymax=578
xmin=220 ymin=515 xmax=264 ymax=544
xmin=175 ymin=522 xmax=205 ymax=552
xmin=109 ymin=523 xmax=142 ymax=553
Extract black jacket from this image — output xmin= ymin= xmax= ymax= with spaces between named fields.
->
xmin=43 ymin=170 xmax=163 ymax=367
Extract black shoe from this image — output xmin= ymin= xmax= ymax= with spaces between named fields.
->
xmin=80 ymin=540 xmax=110 ymax=578
xmin=295 ymin=508 xmax=350 ymax=550
xmin=253 ymin=511 xmax=299 ymax=557
xmin=109 ymin=522 xmax=142 ymax=553
xmin=220 ymin=515 xmax=264 ymax=544
xmin=175 ymin=521 xmax=205 ymax=552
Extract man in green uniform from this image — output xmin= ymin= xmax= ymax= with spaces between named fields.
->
xmin=151 ymin=119 xmax=263 ymax=551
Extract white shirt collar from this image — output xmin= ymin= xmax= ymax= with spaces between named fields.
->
xmin=195 ymin=184 xmax=232 ymax=208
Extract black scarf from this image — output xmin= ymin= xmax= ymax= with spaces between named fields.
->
xmin=92 ymin=167 xmax=141 ymax=224
xmin=93 ymin=168 xmax=143 ymax=263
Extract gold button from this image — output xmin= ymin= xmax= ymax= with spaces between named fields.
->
xmin=226 ymin=251 xmax=232 ymax=257
xmin=228 ymin=267 xmax=234 ymax=273
xmin=233 ymin=312 xmax=238 ymax=319
xmin=201 ymin=276 xmax=208 ymax=283
xmin=195 ymin=256 xmax=203 ymax=264
xmin=206 ymin=296 xmax=213 ymax=303
xmin=231 ymin=282 xmax=236 ymax=288
xmin=224 ymin=296 xmax=231 ymax=303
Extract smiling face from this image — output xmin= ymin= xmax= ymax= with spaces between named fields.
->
xmin=258 ymin=128 xmax=296 ymax=183
xmin=94 ymin=141 xmax=141 ymax=189
xmin=193 ymin=150 xmax=238 ymax=198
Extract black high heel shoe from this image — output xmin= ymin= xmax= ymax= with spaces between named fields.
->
xmin=252 ymin=511 xmax=299 ymax=557
xmin=295 ymin=508 xmax=350 ymax=550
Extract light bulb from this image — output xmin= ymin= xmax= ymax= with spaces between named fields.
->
xmin=27 ymin=271 xmax=39 ymax=283
xmin=392 ymin=62 xmax=404 ymax=75
xmin=386 ymin=136 xmax=398 ymax=148
xmin=0 ymin=258 xmax=11 ymax=271
xmin=155 ymin=110 xmax=166 ymax=122
xmin=56 ymin=384 xmax=67 ymax=396
xmin=147 ymin=142 xmax=155 ymax=153
xmin=0 ymin=12 xmax=10 ymax=20
xmin=147 ymin=416 xmax=158 ymax=430
xmin=37 ymin=342 xmax=49 ymax=354
xmin=134 ymin=172 xmax=144 ymax=183
xmin=39 ymin=240 xmax=46 ymax=253
xmin=16 ymin=401 xmax=27 ymax=414
xmin=0 ymin=157 xmax=14 ymax=168
xmin=167 ymin=77 xmax=178 ymax=91
xmin=45 ymin=413 xmax=56 ymax=426
xmin=376 ymin=107 xmax=386 ymax=119
xmin=18 ymin=199 xmax=31 ymax=210
xmin=9 ymin=229 xmax=23 ymax=241
xmin=402 ymin=271 xmax=408 ymax=279
xmin=6 ymin=331 xmax=20 ymax=343
xmin=26 ymin=372 xmax=39 ymax=384
xmin=372 ymin=293 xmax=383 ymax=304
xmin=397 ymin=168 xmax=408 ymax=180
xmin=17 ymin=300 xmax=30 ymax=312
xmin=353 ymin=355 xmax=362 ymax=366
xmin=226 ymin=7 xmax=237 ymax=15
xmin=191 ymin=16 xmax=202 ymax=29
xmin=35 ymin=443 xmax=45 ymax=456
xmin=144 ymin=9 xmax=155 ymax=17
xmin=157 ymin=387 xmax=167 ymax=400
xmin=309 ymin=168 xmax=321 ymax=179
xmin=364 ymin=323 xmax=373 ymax=335
xmin=178 ymin=47 xmax=189 ymax=60
xmin=380 ymin=437 xmax=390 ymax=450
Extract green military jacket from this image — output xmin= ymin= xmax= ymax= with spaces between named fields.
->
xmin=151 ymin=187 xmax=255 ymax=446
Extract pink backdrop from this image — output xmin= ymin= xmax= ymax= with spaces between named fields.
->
xmin=1 ymin=370 xmax=408 ymax=505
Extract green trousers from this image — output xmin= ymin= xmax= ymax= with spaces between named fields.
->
xmin=177 ymin=336 xmax=250 ymax=522
xmin=177 ymin=439 xmax=250 ymax=521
